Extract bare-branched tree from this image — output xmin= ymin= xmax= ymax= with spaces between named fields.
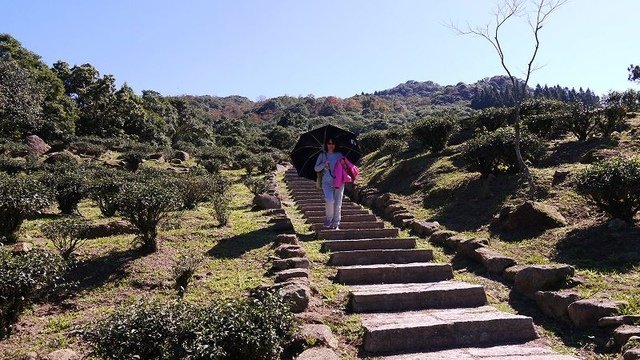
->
xmin=450 ymin=0 xmax=567 ymax=198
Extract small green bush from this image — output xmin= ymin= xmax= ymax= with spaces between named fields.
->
xmin=411 ymin=116 xmax=458 ymax=152
xmin=171 ymin=171 xmax=219 ymax=210
xmin=41 ymin=217 xmax=90 ymax=260
xmin=521 ymin=98 xmax=570 ymax=139
xmin=242 ymin=155 xmax=260 ymax=175
xmin=41 ymin=164 xmax=88 ymax=215
xmin=0 ymin=173 xmax=52 ymax=243
xmin=475 ymin=107 xmax=513 ymax=131
xmin=172 ymin=251 xmax=204 ymax=298
xmin=575 ymin=156 xmax=640 ymax=224
xmin=1 ymin=249 xmax=67 ymax=338
xmin=256 ymin=154 xmax=276 ymax=174
xmin=120 ymin=150 xmax=147 ymax=172
xmin=599 ymin=104 xmax=627 ymax=137
xmin=88 ymin=168 xmax=130 ymax=217
xmin=70 ymin=140 xmax=106 ymax=157
xmin=359 ymin=130 xmax=386 ymax=154
xmin=378 ymin=138 xmax=407 ymax=158
xmin=211 ymin=175 xmax=232 ymax=226
xmin=243 ymin=175 xmax=270 ymax=196
xmin=0 ymin=155 xmax=40 ymax=175
xmin=563 ymin=102 xmax=601 ymax=141
xmin=462 ymin=127 xmax=543 ymax=177
xmin=83 ymin=291 xmax=297 ymax=360
xmin=117 ymin=178 xmax=181 ymax=253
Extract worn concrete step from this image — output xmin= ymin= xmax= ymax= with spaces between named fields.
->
xmin=336 ymin=262 xmax=453 ymax=285
xmin=307 ymin=214 xmax=377 ymax=224
xmin=330 ymin=249 xmax=433 ymax=266
xmin=311 ymin=221 xmax=384 ymax=231
xmin=348 ymin=281 xmax=487 ymax=312
xmin=379 ymin=341 xmax=578 ymax=359
xmin=291 ymin=192 xmax=324 ymax=198
xmin=304 ymin=209 xmax=370 ymax=218
xmin=296 ymin=200 xmax=360 ymax=208
xmin=362 ymin=306 xmax=538 ymax=354
xmin=291 ymin=195 xmax=325 ymax=202
xmin=322 ymin=237 xmax=417 ymax=252
xmin=318 ymin=228 xmax=399 ymax=240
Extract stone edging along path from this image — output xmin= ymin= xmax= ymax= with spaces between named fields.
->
xmin=283 ymin=169 xmax=577 ymax=359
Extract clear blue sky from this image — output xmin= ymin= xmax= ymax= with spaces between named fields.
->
xmin=3 ymin=0 xmax=639 ymax=100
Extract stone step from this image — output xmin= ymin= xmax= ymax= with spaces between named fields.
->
xmin=296 ymin=200 xmax=360 ymax=208
xmin=298 ymin=203 xmax=362 ymax=211
xmin=304 ymin=209 xmax=370 ymax=218
xmin=291 ymin=192 xmax=324 ymax=198
xmin=330 ymin=249 xmax=433 ymax=266
xmin=348 ymin=281 xmax=487 ymax=312
xmin=307 ymin=214 xmax=377 ymax=223
xmin=318 ymin=228 xmax=399 ymax=240
xmin=336 ymin=262 xmax=453 ymax=285
xmin=292 ymin=195 xmax=325 ymax=202
xmin=311 ymin=221 xmax=385 ymax=231
xmin=361 ymin=306 xmax=538 ymax=354
xmin=322 ymin=237 xmax=417 ymax=252
xmin=378 ymin=342 xmax=578 ymax=359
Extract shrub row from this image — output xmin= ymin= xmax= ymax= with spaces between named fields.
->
xmin=82 ymin=290 xmax=298 ymax=360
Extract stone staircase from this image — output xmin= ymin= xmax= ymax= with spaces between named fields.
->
xmin=285 ymin=169 xmax=578 ymax=359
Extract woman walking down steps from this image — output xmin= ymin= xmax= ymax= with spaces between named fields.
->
xmin=314 ymin=137 xmax=345 ymax=230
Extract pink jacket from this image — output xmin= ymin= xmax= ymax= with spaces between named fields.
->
xmin=333 ymin=157 xmax=359 ymax=188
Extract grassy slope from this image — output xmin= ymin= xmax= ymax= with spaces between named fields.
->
xmin=0 ymin=169 xmax=280 ymax=358
xmin=358 ymin=116 xmax=640 ymax=359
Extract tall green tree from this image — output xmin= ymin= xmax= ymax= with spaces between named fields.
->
xmin=0 ymin=59 xmax=44 ymax=139
xmin=0 ymin=34 xmax=78 ymax=140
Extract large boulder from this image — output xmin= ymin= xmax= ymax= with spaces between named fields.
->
xmin=253 ymin=194 xmax=282 ymax=210
xmin=492 ymin=201 xmax=567 ymax=232
xmin=429 ymin=230 xmax=457 ymax=245
xmin=173 ymin=150 xmax=190 ymax=161
xmin=534 ymin=290 xmax=581 ymax=322
xmin=567 ymin=299 xmax=627 ymax=329
xmin=513 ymin=264 xmax=575 ymax=297
xmin=24 ymin=135 xmax=50 ymax=156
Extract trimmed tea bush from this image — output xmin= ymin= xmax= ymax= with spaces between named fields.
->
xmin=599 ymin=104 xmax=627 ymax=137
xmin=117 ymin=179 xmax=181 ymax=252
xmin=41 ymin=164 xmax=88 ymax=215
xmin=171 ymin=171 xmax=217 ymax=210
xmin=256 ymin=154 xmax=276 ymax=174
xmin=83 ymin=290 xmax=298 ymax=359
xmin=563 ymin=102 xmax=601 ymax=141
xmin=172 ymin=251 xmax=204 ymax=298
xmin=243 ymin=175 xmax=270 ymax=196
xmin=521 ymin=98 xmax=570 ymax=139
xmin=41 ymin=217 xmax=90 ymax=260
xmin=462 ymin=127 xmax=543 ymax=177
xmin=411 ymin=116 xmax=457 ymax=152
xmin=575 ymin=156 xmax=640 ymax=224
xmin=211 ymin=175 xmax=232 ymax=226
xmin=0 ymin=173 xmax=52 ymax=243
xmin=475 ymin=107 xmax=513 ymax=132
xmin=1 ymin=249 xmax=67 ymax=338
xmin=88 ymin=168 xmax=130 ymax=217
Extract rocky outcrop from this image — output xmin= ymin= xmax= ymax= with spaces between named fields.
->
xmin=253 ymin=194 xmax=282 ymax=210
xmin=513 ymin=264 xmax=575 ymax=297
xmin=24 ymin=135 xmax=50 ymax=156
xmin=491 ymin=201 xmax=567 ymax=232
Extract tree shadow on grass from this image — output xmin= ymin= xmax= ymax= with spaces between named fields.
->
xmin=539 ymin=137 xmax=618 ymax=167
xmin=69 ymin=247 xmax=146 ymax=293
xmin=427 ymin=175 xmax=521 ymax=233
xmin=552 ymin=223 xmax=640 ymax=273
xmin=207 ymin=227 xmax=277 ymax=259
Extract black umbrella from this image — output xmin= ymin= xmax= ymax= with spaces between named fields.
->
xmin=290 ymin=124 xmax=362 ymax=180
